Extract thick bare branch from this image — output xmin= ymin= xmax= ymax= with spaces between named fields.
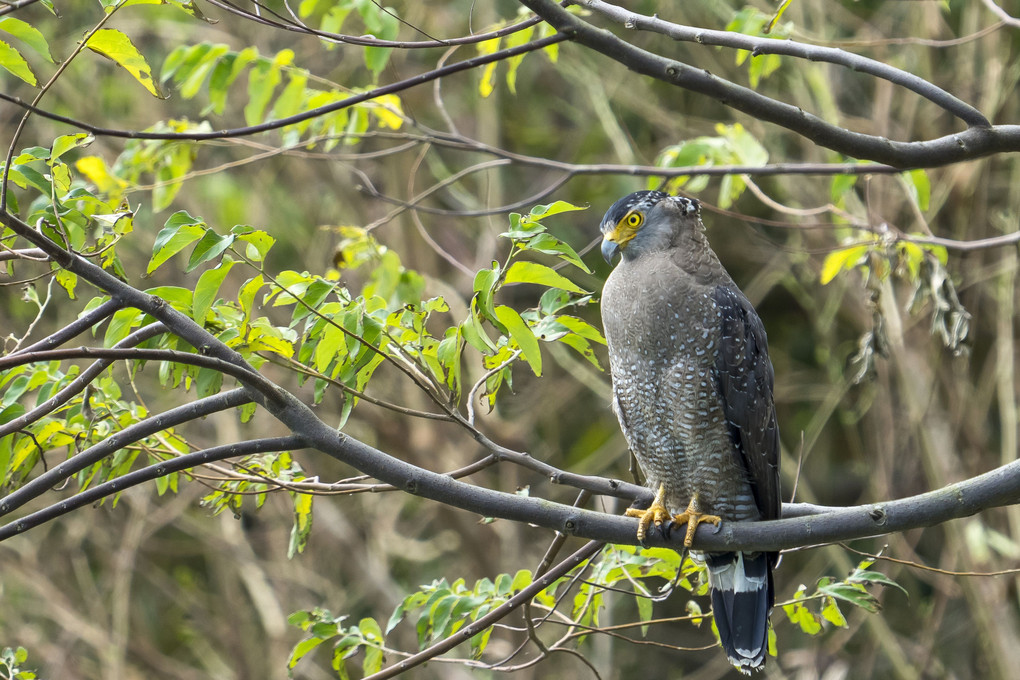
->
xmin=3 ymin=206 xmax=1018 ymax=553
xmin=13 ymin=297 xmax=122 ymax=354
xmin=580 ymin=0 xmax=989 ymax=127
xmin=518 ymin=0 xmax=1020 ymax=168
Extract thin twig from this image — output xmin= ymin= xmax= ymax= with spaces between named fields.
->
xmin=363 ymin=540 xmax=605 ymax=680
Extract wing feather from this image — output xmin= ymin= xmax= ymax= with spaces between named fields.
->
xmin=712 ymin=286 xmax=781 ymax=522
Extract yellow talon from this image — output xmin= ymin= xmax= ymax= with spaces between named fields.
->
xmin=625 ymin=483 xmax=671 ymax=541
xmin=673 ymin=495 xmax=721 ymax=547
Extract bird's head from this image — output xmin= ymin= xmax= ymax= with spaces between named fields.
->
xmin=600 ymin=190 xmax=701 ymax=263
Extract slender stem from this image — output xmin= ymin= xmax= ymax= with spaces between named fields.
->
xmin=0 ymin=35 xmax=569 ymax=142
xmin=0 ymin=325 xmax=167 ymax=439
xmin=0 ymin=435 xmax=305 ymax=542
xmin=0 ymin=388 xmax=252 ymax=518
xmin=12 ymin=298 xmax=124 ymax=354
xmin=363 ymin=540 xmax=605 ymax=680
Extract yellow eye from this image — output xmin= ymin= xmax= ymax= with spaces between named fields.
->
xmin=624 ymin=212 xmax=643 ymax=228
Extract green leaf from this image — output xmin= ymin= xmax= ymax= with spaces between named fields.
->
xmin=902 ymin=169 xmax=930 ymax=211
xmin=0 ymin=17 xmax=54 ymax=63
xmin=314 ymin=322 xmax=347 ymax=373
xmin=54 ymin=268 xmax=77 ymax=299
xmin=521 ymin=233 xmax=591 ymax=273
xmin=359 ymin=618 xmax=384 ymax=675
xmin=193 ymin=258 xmax=235 ymax=323
xmin=830 ymin=174 xmax=858 ymax=203
xmin=555 ymin=315 xmax=606 ymax=344
xmin=782 ymin=598 xmax=822 ymax=634
xmin=232 ymin=226 xmax=275 ymax=263
xmin=180 ymin=43 xmax=230 ymax=99
xmin=502 ymin=24 xmax=535 ymax=94
xmin=848 ymin=566 xmax=908 ymax=596
xmin=636 ymin=593 xmax=653 ymax=637
xmin=245 ymin=50 xmax=292 ymax=125
xmin=494 ymin=305 xmax=541 ymax=376
xmin=362 ymin=6 xmax=398 ymax=76
xmin=288 ymin=491 xmax=314 ymax=558
xmin=148 ymin=211 xmax=206 ymax=274
xmin=104 ymin=307 xmax=144 ymax=347
xmin=820 ymin=596 xmax=848 ymax=627
xmin=106 ymin=0 xmax=212 ymax=21
xmin=85 ymin=29 xmax=164 ymax=98
xmin=462 ymin=299 xmax=497 ymax=353
xmin=0 ymin=39 xmax=37 ymax=86
xmin=502 ymin=261 xmax=586 ymax=294
xmin=186 ymin=229 xmax=235 ymax=273
xmin=145 ymin=286 xmax=194 ymax=314
xmin=528 ymin=200 xmax=587 ymax=219
xmin=472 ymin=264 xmax=499 ymax=320
xmin=50 ymin=133 xmax=94 ymax=162
xmin=239 ymin=275 xmax=265 ymax=327
xmin=816 ymin=581 xmax=880 ymax=613
xmin=766 ymin=0 xmax=795 ymax=33
xmin=288 ymin=636 xmax=326 ymax=669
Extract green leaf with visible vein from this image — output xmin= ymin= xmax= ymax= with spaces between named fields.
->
xmin=502 ymin=261 xmax=586 ymax=294
xmin=495 ymin=305 xmax=541 ymax=376
xmin=193 ymin=258 xmax=235 ymax=323
xmin=149 ymin=211 xmax=206 ymax=274
xmin=86 ymin=29 xmax=164 ymax=98
xmin=187 ymin=229 xmax=235 ymax=273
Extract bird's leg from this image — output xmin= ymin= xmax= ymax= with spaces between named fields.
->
xmin=624 ymin=483 xmax=672 ymax=541
xmin=672 ymin=495 xmax=722 ymax=547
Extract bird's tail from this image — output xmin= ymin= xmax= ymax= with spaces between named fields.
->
xmin=705 ymin=551 xmax=774 ymax=674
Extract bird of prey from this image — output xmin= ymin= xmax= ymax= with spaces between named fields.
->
xmin=599 ymin=190 xmax=781 ymax=673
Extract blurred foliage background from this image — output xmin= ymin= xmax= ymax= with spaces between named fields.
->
xmin=1 ymin=1 xmax=1020 ymax=679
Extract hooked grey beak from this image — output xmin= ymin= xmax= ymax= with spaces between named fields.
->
xmin=601 ymin=238 xmax=620 ymax=264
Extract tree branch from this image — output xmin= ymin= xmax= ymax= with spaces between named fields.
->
xmin=0 ymin=388 xmax=252 ymax=518
xmin=0 ymin=435 xmax=305 ymax=541
xmin=206 ymin=0 xmax=547 ymax=48
xmin=363 ymin=540 xmax=606 ymax=680
xmin=0 ymin=324 xmax=168 ymax=439
xmin=12 ymin=297 xmax=122 ymax=354
xmin=3 ymin=207 xmax=1018 ymax=553
xmin=518 ymin=0 xmax=1020 ymax=168
xmin=580 ymin=0 xmax=989 ymax=128
xmin=0 ymin=34 xmax=568 ymax=142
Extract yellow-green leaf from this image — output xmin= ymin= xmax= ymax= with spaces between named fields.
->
xmin=0 ymin=17 xmax=54 ymax=63
xmin=820 ymin=244 xmax=870 ymax=285
xmin=477 ymin=37 xmax=500 ymax=98
xmin=902 ymin=169 xmax=930 ymax=211
xmin=0 ymin=39 xmax=37 ymax=86
xmin=85 ymin=28 xmax=164 ymax=98
xmin=821 ymin=597 xmax=848 ymax=628
xmin=502 ymin=261 xmax=586 ymax=294
xmin=495 ymin=305 xmax=542 ymax=376
xmin=51 ymin=133 xmax=94 ymax=162
xmin=76 ymin=156 xmax=128 ymax=197
xmin=766 ymin=0 xmax=795 ymax=33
